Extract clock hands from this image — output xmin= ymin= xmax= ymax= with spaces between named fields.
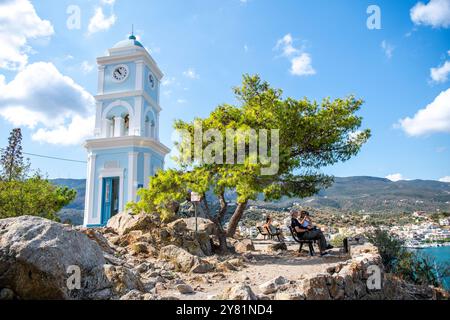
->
xmin=113 ymin=67 xmax=127 ymax=80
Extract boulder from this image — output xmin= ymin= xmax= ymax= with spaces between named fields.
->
xmin=103 ymin=265 xmax=144 ymax=295
xmin=329 ymin=276 xmax=345 ymax=300
xmin=267 ymin=242 xmax=288 ymax=252
xmin=78 ymin=228 xmax=114 ymax=254
xmin=158 ymin=245 xmax=213 ymax=274
xmin=274 ymin=291 xmax=305 ymax=300
xmin=0 ymin=216 xmax=110 ymax=300
xmin=129 ymin=242 xmax=150 ymax=255
xmin=215 ymin=261 xmax=238 ymax=273
xmin=160 ymin=219 xmax=214 ymax=256
xmin=300 ymin=274 xmax=331 ymax=300
xmin=234 ymin=239 xmax=255 ymax=253
xmin=259 ymin=276 xmax=289 ymax=294
xmin=176 ymin=284 xmax=194 ymax=294
xmin=107 ymin=211 xmax=159 ymax=235
xmin=119 ymin=290 xmax=145 ymax=300
xmin=183 ymin=217 xmax=216 ymax=235
xmin=0 ymin=288 xmax=15 ymax=300
xmin=220 ymin=284 xmax=257 ymax=300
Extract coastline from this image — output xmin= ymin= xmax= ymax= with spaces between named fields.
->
xmin=405 ymin=242 xmax=450 ymax=249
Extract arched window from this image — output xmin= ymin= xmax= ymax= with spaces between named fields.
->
xmin=124 ymin=114 xmax=130 ymax=136
xmin=103 ymin=102 xmax=133 ymax=138
xmin=144 ymin=112 xmax=156 ymax=139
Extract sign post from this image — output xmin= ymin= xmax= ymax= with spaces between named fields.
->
xmin=190 ymin=192 xmax=202 ymax=235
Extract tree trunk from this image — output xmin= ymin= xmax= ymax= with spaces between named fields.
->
xmin=201 ymin=194 xmax=229 ymax=254
xmin=226 ymin=200 xmax=248 ymax=238
xmin=217 ymin=229 xmax=228 ymax=254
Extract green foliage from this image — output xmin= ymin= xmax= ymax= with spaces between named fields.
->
xmin=127 ymin=169 xmax=190 ymax=221
xmin=130 ymin=74 xmax=370 ymax=238
xmin=367 ymin=229 xmax=450 ymax=288
xmin=330 ymin=233 xmax=350 ymax=248
xmin=367 ymin=229 xmax=404 ymax=273
xmin=0 ymin=128 xmax=29 ymax=181
xmin=0 ymin=172 xmax=77 ymax=221
xmin=0 ymin=128 xmax=77 ymax=221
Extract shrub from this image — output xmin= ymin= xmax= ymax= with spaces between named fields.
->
xmin=367 ymin=229 xmax=450 ymax=289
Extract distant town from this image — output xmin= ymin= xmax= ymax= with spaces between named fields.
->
xmin=234 ymin=207 xmax=450 ymax=249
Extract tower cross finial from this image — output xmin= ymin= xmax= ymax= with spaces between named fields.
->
xmin=132 ymin=24 xmax=134 ymax=36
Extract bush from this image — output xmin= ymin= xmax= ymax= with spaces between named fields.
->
xmin=0 ymin=173 xmax=76 ymax=221
xmin=330 ymin=233 xmax=349 ymax=248
xmin=367 ymin=229 xmax=450 ymax=289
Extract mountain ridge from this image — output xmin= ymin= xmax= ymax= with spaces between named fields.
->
xmin=51 ymin=176 xmax=450 ymax=214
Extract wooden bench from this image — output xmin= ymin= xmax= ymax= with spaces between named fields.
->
xmin=257 ymin=226 xmax=271 ymax=240
xmin=264 ymin=226 xmax=283 ymax=242
xmin=288 ymin=226 xmax=315 ymax=256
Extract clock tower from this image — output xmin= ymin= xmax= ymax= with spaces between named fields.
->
xmin=83 ymin=34 xmax=170 ymax=227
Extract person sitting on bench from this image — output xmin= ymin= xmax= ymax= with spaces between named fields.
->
xmin=291 ymin=210 xmax=333 ymax=256
xmin=299 ymin=210 xmax=318 ymax=231
xmin=263 ymin=216 xmax=285 ymax=242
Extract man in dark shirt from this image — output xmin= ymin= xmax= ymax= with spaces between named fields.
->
xmin=291 ymin=210 xmax=332 ymax=256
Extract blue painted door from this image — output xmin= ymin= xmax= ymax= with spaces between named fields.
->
xmin=101 ymin=177 xmax=113 ymax=226
xmin=101 ymin=177 xmax=120 ymax=225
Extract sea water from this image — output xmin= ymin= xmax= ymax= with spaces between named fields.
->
xmin=416 ymin=246 xmax=450 ymax=291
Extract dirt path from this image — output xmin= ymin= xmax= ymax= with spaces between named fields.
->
xmin=162 ymin=240 xmax=349 ymax=300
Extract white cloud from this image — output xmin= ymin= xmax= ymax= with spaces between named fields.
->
xmin=276 ymin=34 xmax=300 ymax=57
xmin=32 ymin=114 xmax=95 ymax=146
xmin=430 ymin=60 xmax=450 ymax=83
xmin=81 ymin=60 xmax=94 ymax=74
xmin=0 ymin=62 xmax=95 ymax=145
xmin=101 ymin=0 xmax=116 ymax=5
xmin=410 ymin=0 xmax=450 ymax=28
xmin=381 ymin=40 xmax=395 ymax=59
xmin=183 ymin=68 xmax=199 ymax=79
xmin=87 ymin=7 xmax=117 ymax=35
xmin=177 ymin=99 xmax=187 ymax=104
xmin=290 ymin=53 xmax=316 ymax=76
xmin=386 ymin=173 xmax=405 ymax=182
xmin=399 ymin=88 xmax=450 ymax=136
xmin=0 ymin=0 xmax=54 ymax=70
xmin=275 ymin=34 xmax=316 ymax=77
xmin=162 ymin=77 xmax=176 ymax=87
xmin=439 ymin=176 xmax=450 ymax=182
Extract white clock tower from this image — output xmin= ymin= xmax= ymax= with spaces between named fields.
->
xmin=83 ymin=34 xmax=170 ymax=227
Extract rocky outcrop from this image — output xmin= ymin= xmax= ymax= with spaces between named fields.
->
xmin=220 ymin=284 xmax=257 ymax=300
xmin=158 ymin=245 xmax=214 ymax=274
xmin=0 ymin=216 xmax=107 ymax=299
xmin=105 ymin=212 xmax=216 ymax=257
xmin=0 ymin=216 xmax=147 ymax=300
xmin=107 ymin=211 xmax=160 ymax=236
xmin=259 ymin=276 xmax=289 ymax=294
xmin=264 ymin=244 xmax=449 ymax=300
xmin=234 ymin=239 xmax=255 ymax=253
xmin=1 ymin=215 xmax=447 ymax=301
xmin=267 ymin=242 xmax=288 ymax=252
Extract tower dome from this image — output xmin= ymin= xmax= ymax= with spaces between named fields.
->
xmin=112 ymin=34 xmax=144 ymax=49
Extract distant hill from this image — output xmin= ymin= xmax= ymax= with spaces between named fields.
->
xmin=252 ymin=176 xmax=450 ymax=214
xmin=51 ymin=176 xmax=450 ymax=216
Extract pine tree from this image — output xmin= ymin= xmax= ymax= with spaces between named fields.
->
xmin=0 ymin=128 xmax=29 ymax=181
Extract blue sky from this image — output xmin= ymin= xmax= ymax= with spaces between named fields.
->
xmin=0 ymin=0 xmax=449 ymax=181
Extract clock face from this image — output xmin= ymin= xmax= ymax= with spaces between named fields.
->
xmin=148 ymin=73 xmax=155 ymax=89
xmin=112 ymin=65 xmax=129 ymax=82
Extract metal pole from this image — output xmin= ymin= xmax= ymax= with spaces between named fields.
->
xmin=194 ymin=202 xmax=198 ymax=236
